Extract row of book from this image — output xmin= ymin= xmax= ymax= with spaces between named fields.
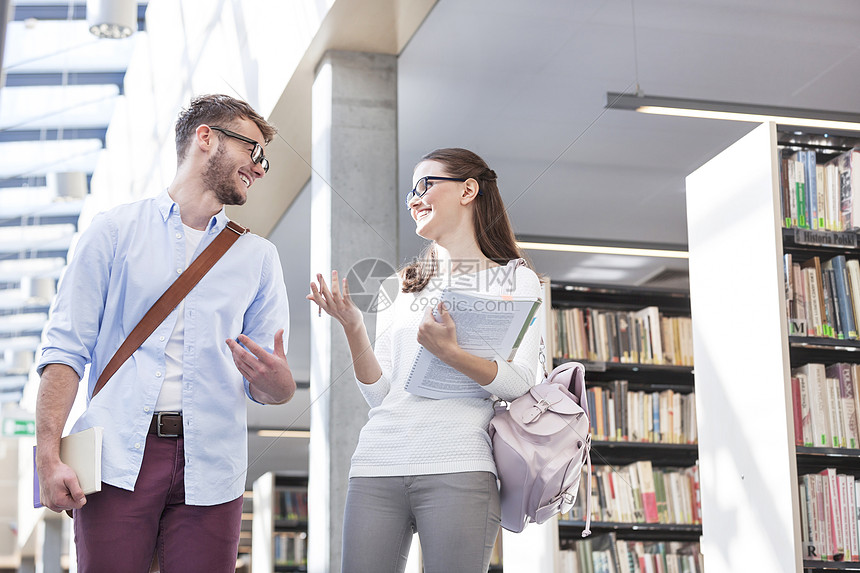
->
xmin=588 ymin=383 xmax=697 ymax=445
xmin=275 ymin=487 xmax=309 ymax=522
xmin=785 ymin=253 xmax=860 ymax=340
xmin=790 ymin=363 xmax=860 ymax=449
xmin=551 ymin=306 xmax=694 ymax=366
xmin=561 ymin=461 xmax=701 ymax=526
xmin=779 ymin=146 xmax=860 ymax=232
xmin=558 ymin=533 xmax=703 ymax=573
xmin=799 ymin=469 xmax=860 ymax=562
xmin=273 ymin=531 xmax=307 ymax=566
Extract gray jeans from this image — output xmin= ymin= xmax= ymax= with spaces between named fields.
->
xmin=341 ymin=472 xmax=501 ymax=573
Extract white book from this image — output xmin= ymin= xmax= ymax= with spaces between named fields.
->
xmin=34 ymin=426 xmax=104 ymax=508
xmin=403 ymin=289 xmax=541 ymax=399
xmin=607 ymin=395 xmax=617 ymax=443
xmin=817 ymin=163 xmax=827 ymax=230
xmin=804 ymin=268 xmax=824 ymax=337
xmin=827 ymin=378 xmax=845 ymax=448
xmin=826 ymin=161 xmax=841 ymax=231
xmin=847 ymin=259 xmax=860 ymax=337
xmin=634 ymin=306 xmax=664 ymax=365
xmin=688 ymin=392 xmax=698 ymax=444
xmin=855 ymin=481 xmax=860 ymax=562
xmin=847 ymin=475 xmax=859 ymax=562
xmin=797 ymin=364 xmax=829 ymax=448
xmin=672 ymin=394 xmax=685 ymax=444
xmin=838 ymin=474 xmax=853 ymax=561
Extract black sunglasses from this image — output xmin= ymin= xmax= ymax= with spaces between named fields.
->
xmin=210 ymin=126 xmax=269 ymax=173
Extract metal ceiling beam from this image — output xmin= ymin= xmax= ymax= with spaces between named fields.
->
xmin=4 ymin=71 xmax=126 ymax=92
xmin=0 ymin=330 xmax=43 ymax=339
xmin=12 ymin=3 xmax=147 ymax=30
xmin=0 ymin=0 xmax=11 ymax=103
xmin=0 ymin=175 xmax=47 ymax=188
xmin=0 ymin=249 xmax=69 ymax=261
xmin=0 ymin=214 xmax=81 ymax=227
xmin=0 ymin=127 xmax=107 ymax=144
xmin=0 ymin=305 xmax=50 ymax=316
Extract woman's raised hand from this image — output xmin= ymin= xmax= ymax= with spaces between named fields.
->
xmin=307 ymin=271 xmax=365 ymax=332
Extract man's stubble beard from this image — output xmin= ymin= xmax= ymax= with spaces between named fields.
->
xmin=203 ymin=145 xmax=246 ymax=206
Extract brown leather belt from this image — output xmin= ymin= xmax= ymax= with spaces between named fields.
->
xmin=149 ymin=412 xmax=183 ymax=437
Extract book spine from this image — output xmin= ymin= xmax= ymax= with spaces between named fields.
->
xmin=831 ymin=256 xmax=856 ymax=339
xmin=816 ymin=158 xmax=826 ymax=230
xmin=822 ymin=468 xmax=843 ymax=559
xmin=838 ymin=362 xmax=859 ymax=449
xmin=791 ymin=376 xmax=803 ymax=446
xmin=781 ymin=156 xmax=795 ymax=227
xmin=797 ymin=372 xmax=814 ymax=447
xmin=840 ymin=151 xmax=854 ymax=231
xmin=822 ymin=268 xmax=839 ymax=338
xmin=804 ymin=268 xmax=823 ymax=336
xmin=839 ymin=474 xmax=853 ymax=561
xmin=637 ymin=460 xmax=659 ymax=524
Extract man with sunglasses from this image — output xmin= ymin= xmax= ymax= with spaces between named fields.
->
xmin=35 ymin=94 xmax=295 ymax=572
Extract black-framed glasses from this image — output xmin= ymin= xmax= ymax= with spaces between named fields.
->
xmin=210 ymin=126 xmax=269 ymax=173
xmin=405 ymin=176 xmax=482 ymax=206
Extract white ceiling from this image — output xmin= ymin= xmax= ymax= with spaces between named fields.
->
xmin=396 ymin=0 xmax=860 ymax=284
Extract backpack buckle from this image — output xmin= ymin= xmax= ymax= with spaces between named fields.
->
xmin=523 ymin=399 xmax=551 ymax=423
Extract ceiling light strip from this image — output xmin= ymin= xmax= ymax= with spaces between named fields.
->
xmin=607 ymin=92 xmax=860 ymax=131
xmin=517 ymin=241 xmax=688 ymax=259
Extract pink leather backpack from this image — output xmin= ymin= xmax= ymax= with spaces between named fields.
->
xmin=488 ymin=361 xmax=592 ymax=534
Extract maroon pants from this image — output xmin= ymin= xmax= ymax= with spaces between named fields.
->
xmin=73 ymin=434 xmax=243 ymax=573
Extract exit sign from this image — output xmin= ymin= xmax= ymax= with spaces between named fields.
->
xmin=2 ymin=418 xmax=35 ymax=437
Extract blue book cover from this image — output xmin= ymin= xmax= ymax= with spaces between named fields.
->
xmin=805 ymin=150 xmax=820 ymax=229
xmin=831 ymin=255 xmax=857 ymax=339
xmin=651 ymin=391 xmax=660 ymax=441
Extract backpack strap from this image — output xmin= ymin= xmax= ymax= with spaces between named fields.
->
xmin=569 ymin=362 xmax=592 ymax=536
xmin=550 ymin=361 xmax=593 ymax=536
xmin=92 ymin=220 xmax=248 ymax=397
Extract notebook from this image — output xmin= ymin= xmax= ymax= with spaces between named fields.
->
xmin=34 ymin=426 xmax=104 ymax=508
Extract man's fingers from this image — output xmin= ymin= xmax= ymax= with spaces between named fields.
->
xmin=273 ymin=329 xmax=286 ymax=359
xmin=65 ymin=475 xmax=86 ymax=506
xmin=235 ymin=334 xmax=267 ymax=360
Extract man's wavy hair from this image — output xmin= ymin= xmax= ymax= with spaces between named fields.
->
xmin=174 ymin=94 xmax=277 ymax=165
xmin=400 ymin=148 xmax=529 ymax=293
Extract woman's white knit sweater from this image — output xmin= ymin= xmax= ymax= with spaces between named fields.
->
xmin=349 ymin=263 xmax=542 ymax=478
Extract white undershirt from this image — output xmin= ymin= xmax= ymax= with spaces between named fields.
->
xmin=155 ymin=224 xmax=206 ymax=412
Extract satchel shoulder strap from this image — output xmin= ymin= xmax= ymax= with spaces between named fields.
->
xmin=92 ymin=220 xmax=248 ymax=397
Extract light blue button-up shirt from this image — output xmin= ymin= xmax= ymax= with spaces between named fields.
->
xmin=37 ymin=190 xmax=289 ymax=505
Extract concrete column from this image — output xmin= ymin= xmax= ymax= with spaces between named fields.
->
xmin=35 ymin=518 xmax=62 ymax=573
xmin=308 ymin=51 xmax=398 ymax=573
xmin=19 ymin=557 xmax=35 ymax=573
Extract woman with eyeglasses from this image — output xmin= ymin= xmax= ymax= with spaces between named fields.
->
xmin=308 ymin=148 xmax=541 ymax=573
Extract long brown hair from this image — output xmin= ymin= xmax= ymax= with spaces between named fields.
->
xmin=401 ymin=148 xmax=528 ymax=293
